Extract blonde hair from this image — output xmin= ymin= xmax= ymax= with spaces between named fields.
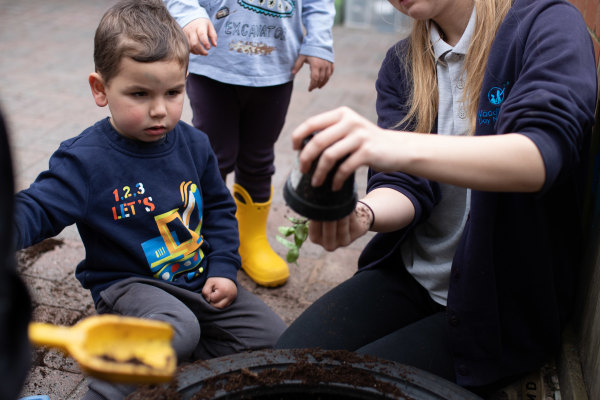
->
xmin=399 ymin=0 xmax=512 ymax=134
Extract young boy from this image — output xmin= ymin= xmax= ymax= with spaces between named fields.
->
xmin=13 ymin=1 xmax=286 ymax=398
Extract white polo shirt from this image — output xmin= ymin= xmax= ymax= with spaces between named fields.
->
xmin=401 ymin=9 xmax=475 ymax=306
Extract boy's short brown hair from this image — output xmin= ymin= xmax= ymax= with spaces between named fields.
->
xmin=93 ymin=0 xmax=189 ymax=84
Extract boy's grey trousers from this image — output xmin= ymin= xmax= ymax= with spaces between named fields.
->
xmin=83 ymin=276 xmax=286 ymax=400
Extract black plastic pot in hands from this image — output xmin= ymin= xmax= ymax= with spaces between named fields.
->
xmin=284 ymin=134 xmax=357 ymax=221
xmin=128 ymin=348 xmax=483 ymax=400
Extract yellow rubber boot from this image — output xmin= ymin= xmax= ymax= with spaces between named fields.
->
xmin=233 ymin=183 xmax=289 ymax=287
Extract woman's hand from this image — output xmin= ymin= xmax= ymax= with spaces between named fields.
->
xmin=202 ymin=277 xmax=237 ymax=309
xmin=183 ymin=18 xmax=217 ymax=56
xmin=292 ymin=107 xmax=399 ymax=191
xmin=308 ymin=201 xmax=373 ymax=251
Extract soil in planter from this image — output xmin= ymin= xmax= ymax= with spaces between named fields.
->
xmin=193 ymin=363 xmax=408 ymax=400
xmin=127 ymin=349 xmax=427 ymax=400
xmin=126 ymin=379 xmax=181 ymax=400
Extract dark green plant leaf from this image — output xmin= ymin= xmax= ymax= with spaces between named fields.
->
xmin=276 ymin=235 xmax=296 ymax=250
xmin=286 ymin=247 xmax=299 ymax=263
xmin=288 ymin=216 xmax=305 ymax=225
xmin=294 ymin=223 xmax=308 ymax=242
xmin=277 ymin=216 xmax=310 ymax=264
xmin=278 ymin=226 xmax=295 ymax=236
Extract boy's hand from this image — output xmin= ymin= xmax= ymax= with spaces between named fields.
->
xmin=202 ymin=277 xmax=237 ymax=309
xmin=183 ymin=18 xmax=217 ymax=56
xmin=292 ymin=55 xmax=334 ymax=92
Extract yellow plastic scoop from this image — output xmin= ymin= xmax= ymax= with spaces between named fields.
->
xmin=29 ymin=315 xmax=176 ymax=383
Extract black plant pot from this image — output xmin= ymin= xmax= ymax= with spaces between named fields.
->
xmin=130 ymin=349 xmax=483 ymax=400
xmin=283 ymin=135 xmax=357 ymax=221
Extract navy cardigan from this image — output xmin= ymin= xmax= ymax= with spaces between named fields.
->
xmin=359 ymin=0 xmax=597 ymax=386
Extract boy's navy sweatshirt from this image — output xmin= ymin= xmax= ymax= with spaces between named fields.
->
xmin=362 ymin=0 xmax=597 ymax=387
xmin=14 ymin=118 xmax=240 ymax=305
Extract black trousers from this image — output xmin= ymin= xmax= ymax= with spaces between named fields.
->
xmin=186 ymin=74 xmax=294 ymax=202
xmin=275 ymin=264 xmax=456 ymax=382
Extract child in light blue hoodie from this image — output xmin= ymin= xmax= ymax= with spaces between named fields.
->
xmin=164 ymin=0 xmax=335 ymax=288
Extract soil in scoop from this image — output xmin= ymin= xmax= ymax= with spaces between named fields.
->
xmin=98 ymin=354 xmax=149 ymax=367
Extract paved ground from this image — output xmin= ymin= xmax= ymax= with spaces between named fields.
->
xmin=0 ymin=1 xmax=405 ymax=398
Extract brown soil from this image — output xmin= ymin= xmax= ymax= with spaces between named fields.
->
xmin=98 ymin=354 xmax=150 ymax=367
xmin=126 ymin=349 xmax=411 ymax=400
xmin=17 ymin=237 xmax=64 ymax=267
xmin=125 ymin=379 xmax=180 ymax=400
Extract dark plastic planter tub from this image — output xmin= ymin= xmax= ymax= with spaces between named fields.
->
xmin=131 ymin=349 xmax=483 ymax=400
xmin=283 ymin=133 xmax=357 ymax=221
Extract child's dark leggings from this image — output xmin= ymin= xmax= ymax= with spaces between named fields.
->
xmin=275 ymin=264 xmax=456 ymax=381
xmin=186 ymin=74 xmax=294 ymax=202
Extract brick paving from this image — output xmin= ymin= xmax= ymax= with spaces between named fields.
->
xmin=0 ymin=1 xmax=402 ymax=398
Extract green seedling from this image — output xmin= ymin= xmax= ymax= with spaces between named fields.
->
xmin=276 ymin=216 xmax=309 ymax=264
